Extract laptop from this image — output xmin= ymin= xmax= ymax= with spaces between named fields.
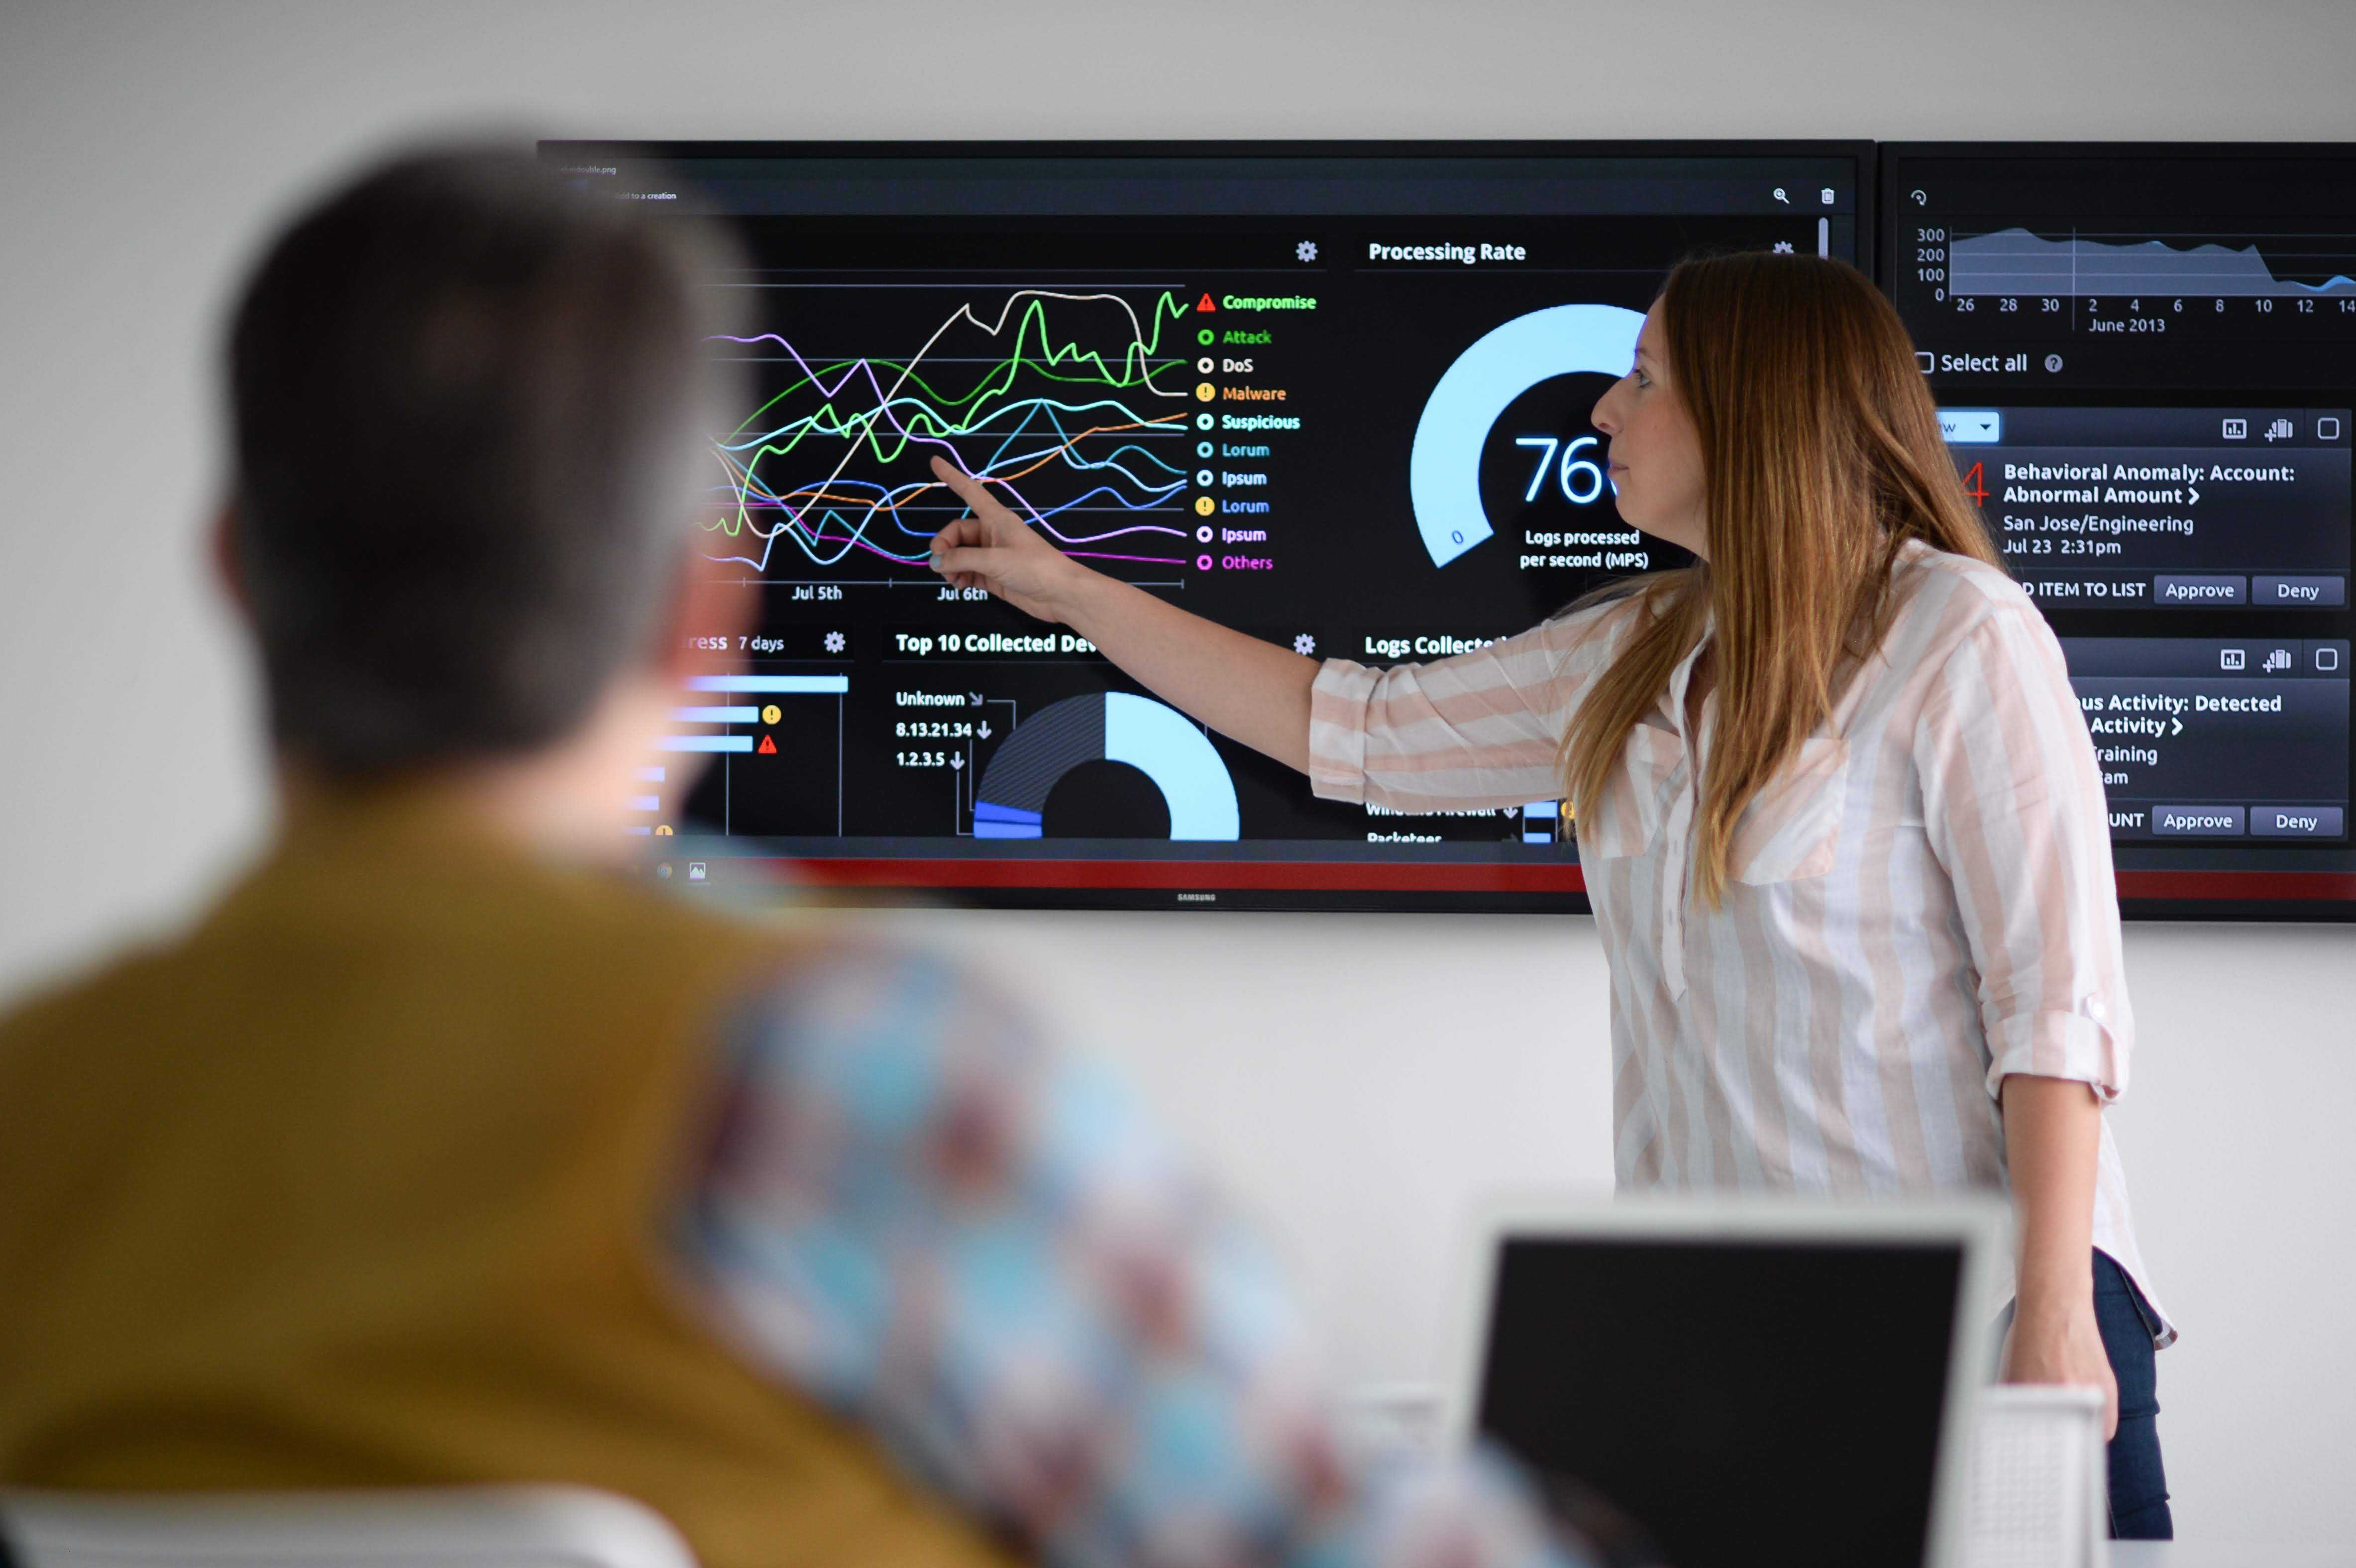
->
xmin=1448 ymin=1196 xmax=2004 ymax=1568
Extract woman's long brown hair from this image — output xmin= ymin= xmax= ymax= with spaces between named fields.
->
xmin=1557 ymin=252 xmax=1999 ymax=906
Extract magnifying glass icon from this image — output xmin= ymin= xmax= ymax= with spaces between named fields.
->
xmin=1773 ymin=187 xmax=1789 ymax=204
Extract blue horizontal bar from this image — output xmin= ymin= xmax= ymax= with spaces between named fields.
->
xmin=658 ymin=735 xmax=754 ymax=753
xmin=1523 ymin=831 xmax=1554 ymax=844
xmin=975 ymin=801 xmax=1044 ymax=826
xmin=634 ymin=766 xmax=666 ymax=782
xmin=671 ymin=706 xmax=759 ymax=723
xmin=1522 ymin=800 xmax=1561 ymax=819
xmin=623 ymin=825 xmax=653 ymax=836
xmin=685 ymin=674 xmax=850 ymax=694
xmin=973 ymin=821 xmax=1044 ymax=839
xmin=627 ymin=795 xmax=660 ymax=812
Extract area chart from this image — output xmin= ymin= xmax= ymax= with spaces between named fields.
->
xmin=1948 ymin=230 xmax=2356 ymax=299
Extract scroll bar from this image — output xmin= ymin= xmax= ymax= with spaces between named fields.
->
xmin=1817 ymin=217 xmax=1828 ymax=258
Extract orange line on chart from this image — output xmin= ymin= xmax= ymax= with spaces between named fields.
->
xmin=734 ymin=413 xmax=1193 ymax=524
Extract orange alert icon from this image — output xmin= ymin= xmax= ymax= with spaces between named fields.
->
xmin=1196 ymin=293 xmax=1216 ymax=312
xmin=756 ymin=734 xmax=777 ymax=755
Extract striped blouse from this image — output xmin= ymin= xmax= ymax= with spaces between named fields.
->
xmin=1307 ymin=541 xmax=2171 ymax=1344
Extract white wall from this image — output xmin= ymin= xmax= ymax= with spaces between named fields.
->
xmin=3 ymin=0 xmax=2353 ymax=1542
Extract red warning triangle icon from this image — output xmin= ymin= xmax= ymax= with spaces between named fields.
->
xmin=756 ymin=734 xmax=777 ymax=754
xmin=1196 ymin=293 xmax=1216 ymax=312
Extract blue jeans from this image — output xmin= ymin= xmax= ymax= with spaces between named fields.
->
xmin=2094 ymin=1248 xmax=2172 ymax=1539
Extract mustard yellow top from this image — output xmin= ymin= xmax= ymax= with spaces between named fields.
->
xmin=0 ymin=791 xmax=1013 ymax=1568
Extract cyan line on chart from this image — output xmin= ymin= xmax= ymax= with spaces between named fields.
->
xmin=721 ymin=393 xmax=1186 ymax=451
xmin=720 ymin=427 xmax=1188 ymax=519
xmin=714 ymin=400 xmax=1193 ymax=569
xmin=711 ymin=428 xmax=1196 ymax=562
xmin=714 ymin=425 xmax=1185 ymax=556
xmin=723 ymin=395 xmax=1193 ymax=484
xmin=714 ymin=476 xmax=1187 ymax=551
xmin=708 ymin=492 xmax=1181 ymax=566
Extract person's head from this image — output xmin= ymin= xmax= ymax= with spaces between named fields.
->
xmin=1568 ymin=251 xmax=1999 ymax=905
xmin=1587 ymin=301 xmax=1706 ymax=558
xmin=222 ymin=146 xmax=746 ymax=813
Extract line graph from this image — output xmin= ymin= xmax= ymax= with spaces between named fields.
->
xmin=703 ymin=288 xmax=1200 ymax=581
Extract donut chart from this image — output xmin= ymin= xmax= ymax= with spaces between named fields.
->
xmin=1407 ymin=303 xmax=1647 ymax=567
xmin=973 ymin=692 xmax=1241 ymax=841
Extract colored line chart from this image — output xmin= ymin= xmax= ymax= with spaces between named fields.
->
xmin=704 ymin=288 xmax=1199 ymax=585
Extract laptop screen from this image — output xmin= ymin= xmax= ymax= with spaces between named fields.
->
xmin=1473 ymin=1235 xmax=1966 ymax=1568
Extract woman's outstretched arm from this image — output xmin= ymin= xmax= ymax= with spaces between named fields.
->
xmin=926 ymin=455 xmax=1319 ymax=772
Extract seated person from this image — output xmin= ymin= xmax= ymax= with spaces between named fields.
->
xmin=0 ymin=149 xmax=1583 ymax=1568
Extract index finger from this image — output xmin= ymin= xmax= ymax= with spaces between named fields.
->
xmin=928 ymin=454 xmax=996 ymax=510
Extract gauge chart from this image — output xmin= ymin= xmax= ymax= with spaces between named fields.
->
xmin=973 ymin=691 xmax=1240 ymax=841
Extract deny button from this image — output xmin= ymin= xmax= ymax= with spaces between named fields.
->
xmin=2252 ymin=575 xmax=2347 ymax=607
xmin=2249 ymin=806 xmax=2346 ymax=838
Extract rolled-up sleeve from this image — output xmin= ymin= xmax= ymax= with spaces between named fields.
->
xmin=1914 ymin=605 xmax=2132 ymax=1102
xmin=1307 ymin=603 xmax=1633 ymax=812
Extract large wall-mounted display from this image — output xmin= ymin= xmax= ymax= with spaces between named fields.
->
xmin=549 ymin=141 xmax=1873 ymax=910
xmin=1883 ymin=144 xmax=2356 ymax=917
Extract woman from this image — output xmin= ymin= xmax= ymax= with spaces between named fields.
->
xmin=925 ymin=253 xmax=2173 ymax=1538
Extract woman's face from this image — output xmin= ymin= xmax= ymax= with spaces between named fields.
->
xmin=1590 ymin=301 xmax=1708 ymax=562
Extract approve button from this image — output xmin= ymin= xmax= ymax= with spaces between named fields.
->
xmin=2252 ymin=575 xmax=2346 ymax=607
xmin=2249 ymin=806 xmax=2346 ymax=838
xmin=2154 ymin=575 xmax=2246 ymax=606
xmin=2152 ymin=804 xmax=2245 ymax=836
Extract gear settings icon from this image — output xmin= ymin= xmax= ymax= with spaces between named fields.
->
xmin=823 ymin=630 xmax=846 ymax=654
xmin=1295 ymin=240 xmax=1318 ymax=263
xmin=1291 ymin=633 xmax=1317 ymax=656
